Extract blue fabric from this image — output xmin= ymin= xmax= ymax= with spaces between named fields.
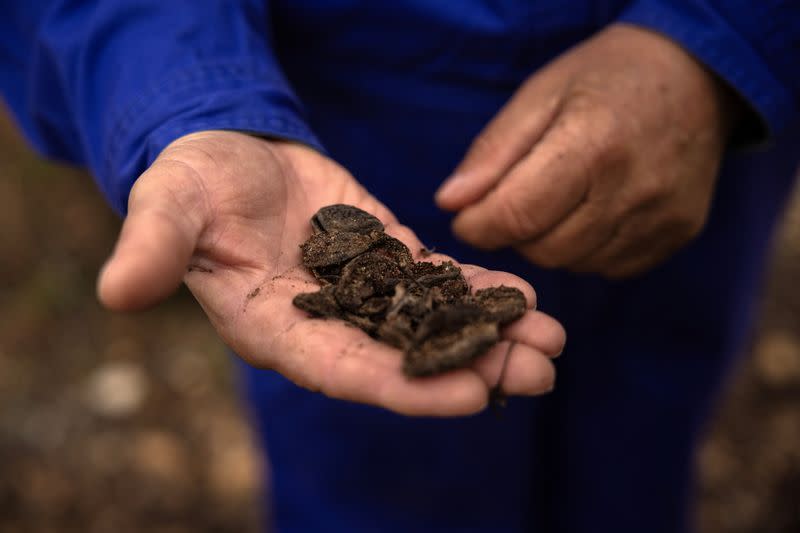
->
xmin=0 ymin=0 xmax=323 ymax=214
xmin=3 ymin=1 xmax=800 ymax=532
xmin=621 ymin=0 xmax=800 ymax=143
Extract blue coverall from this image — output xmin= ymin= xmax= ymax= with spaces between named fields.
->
xmin=2 ymin=2 xmax=799 ymax=531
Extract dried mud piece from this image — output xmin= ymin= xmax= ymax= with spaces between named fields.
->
xmin=334 ymin=252 xmax=404 ymax=311
xmin=405 ymin=321 xmax=499 ymax=377
xmin=411 ymin=261 xmax=469 ymax=303
xmin=300 ymin=230 xmax=382 ymax=268
xmin=412 ymin=261 xmax=461 ymax=286
xmin=438 ymin=278 xmax=470 ymax=303
xmin=474 ymin=286 xmax=527 ymax=324
xmin=358 ymin=296 xmax=392 ymax=316
xmin=309 ymin=263 xmax=344 ymax=285
xmin=381 ymin=284 xmax=432 ymax=327
xmin=377 ymin=314 xmax=415 ymax=351
xmin=312 ymin=204 xmax=384 ymax=234
xmin=292 ymin=285 xmax=342 ymax=318
xmin=413 ymin=304 xmax=487 ymax=342
xmin=292 ymin=204 xmax=529 ymax=379
xmin=370 ymin=234 xmax=414 ymax=270
xmin=342 ymin=311 xmax=380 ymax=335
xmin=404 ymin=304 xmax=500 ymax=376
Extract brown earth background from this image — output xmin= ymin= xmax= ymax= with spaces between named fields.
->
xmin=1 ymin=109 xmax=798 ymax=533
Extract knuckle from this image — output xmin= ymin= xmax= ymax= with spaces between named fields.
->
xmin=500 ymin=195 xmax=539 ymax=243
xmin=586 ymin=112 xmax=630 ymax=170
xmin=554 ymin=107 xmax=631 ymax=182
xmin=634 ymin=177 xmax=667 ymax=206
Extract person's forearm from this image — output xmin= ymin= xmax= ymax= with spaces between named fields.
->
xmin=0 ymin=0 xmax=321 ymax=215
xmin=619 ymin=0 xmax=800 ymax=148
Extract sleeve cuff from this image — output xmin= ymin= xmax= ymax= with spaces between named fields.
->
xmin=618 ymin=0 xmax=797 ymax=148
xmin=103 ymin=59 xmax=323 ymax=215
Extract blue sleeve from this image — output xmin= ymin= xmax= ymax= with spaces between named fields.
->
xmin=0 ymin=0 xmax=322 ymax=215
xmin=619 ymin=0 xmax=800 ymax=147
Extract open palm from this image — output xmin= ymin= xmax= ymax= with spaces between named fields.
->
xmin=98 ymin=131 xmax=564 ymax=416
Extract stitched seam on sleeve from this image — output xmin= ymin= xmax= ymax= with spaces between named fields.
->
xmin=104 ymin=60 xmax=289 ymax=175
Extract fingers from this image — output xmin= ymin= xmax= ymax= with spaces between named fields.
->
xmin=97 ymin=159 xmax=208 ymax=311
xmin=513 ymin=200 xmax=619 ymax=268
xmin=466 ymin=305 xmax=564 ymax=397
xmin=435 ymin=87 xmax=563 ymax=211
xmin=501 ymin=310 xmax=566 ymax=357
xmin=449 ymin=111 xmax=593 ymax=250
xmin=317 ymin=336 xmax=491 ymax=417
xmin=472 ymin=341 xmax=556 ymax=396
xmin=188 ymin=268 xmax=489 ymax=416
xmin=215 ymin=268 xmax=560 ymax=417
xmin=275 ymin=320 xmax=556 ymax=416
xmin=245 ymin=308 xmax=493 ymax=417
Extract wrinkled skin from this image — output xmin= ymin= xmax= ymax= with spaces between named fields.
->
xmin=97 ymin=131 xmax=565 ymax=416
xmin=436 ymin=24 xmax=740 ymax=278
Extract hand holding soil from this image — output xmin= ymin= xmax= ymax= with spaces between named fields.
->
xmin=97 ymin=131 xmax=565 ymax=416
xmin=294 ymin=204 xmax=529 ymax=378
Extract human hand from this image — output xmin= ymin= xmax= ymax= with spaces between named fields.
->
xmin=97 ymin=131 xmax=565 ymax=416
xmin=436 ymin=24 xmax=739 ymax=278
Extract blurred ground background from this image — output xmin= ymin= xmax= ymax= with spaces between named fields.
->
xmin=0 ymin=108 xmax=798 ymax=533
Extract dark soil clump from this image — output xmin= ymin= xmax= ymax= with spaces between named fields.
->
xmin=292 ymin=204 xmax=527 ymax=376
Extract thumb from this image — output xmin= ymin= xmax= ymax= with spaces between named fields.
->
xmin=435 ymin=75 xmax=563 ymax=211
xmin=97 ymin=160 xmax=206 ymax=311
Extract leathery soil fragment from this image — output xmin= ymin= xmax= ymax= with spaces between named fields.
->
xmin=292 ymin=204 xmax=527 ymax=377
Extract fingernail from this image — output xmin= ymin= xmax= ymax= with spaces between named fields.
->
xmin=436 ymin=173 xmax=468 ymax=202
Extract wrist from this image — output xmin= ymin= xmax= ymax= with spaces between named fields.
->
xmin=606 ymin=24 xmax=746 ymax=149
